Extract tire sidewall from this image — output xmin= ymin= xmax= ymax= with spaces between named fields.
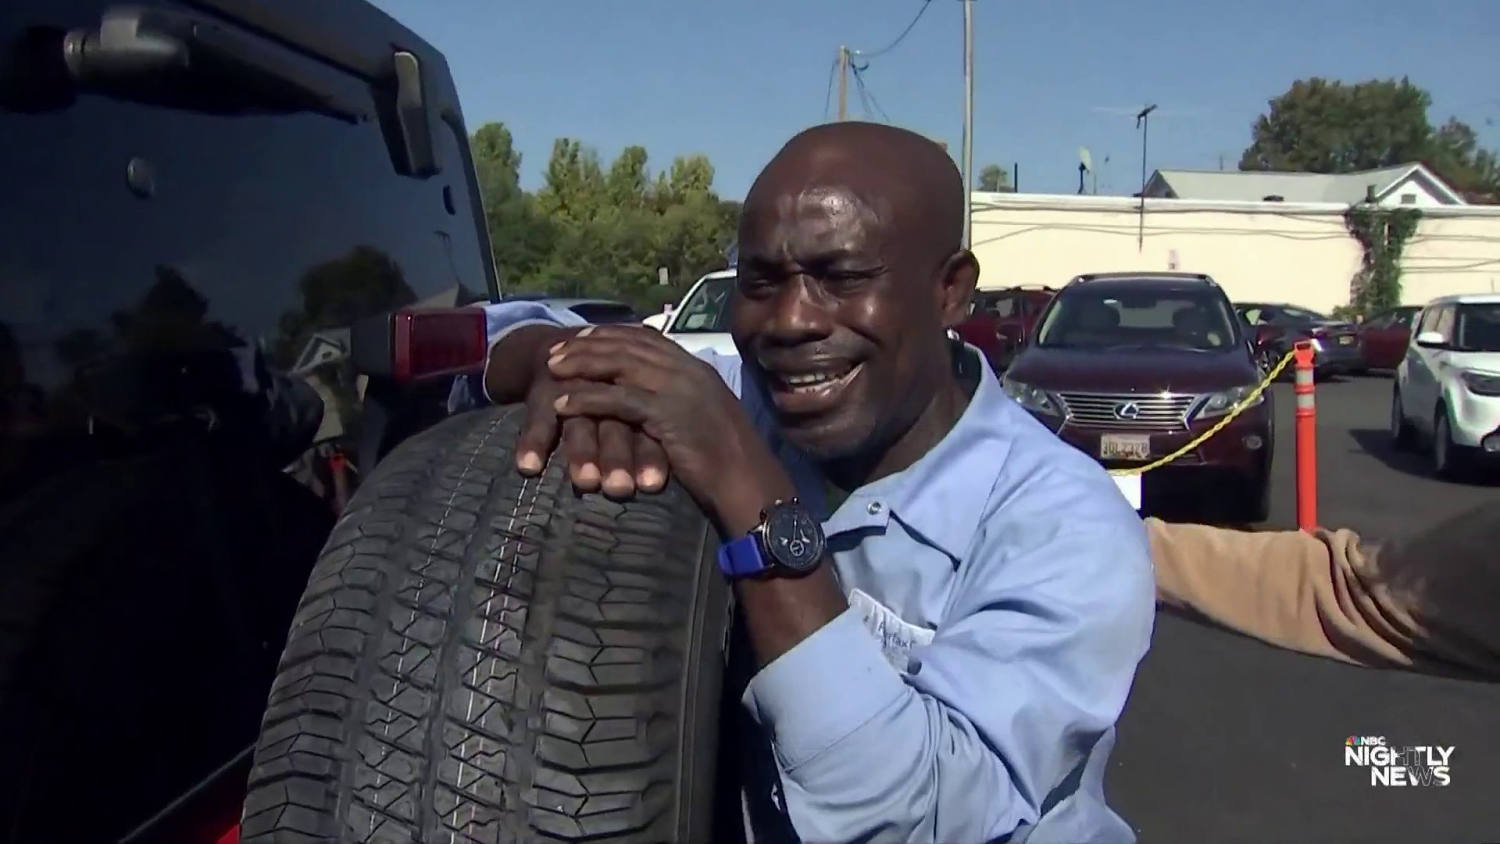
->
xmin=1434 ymin=408 xmax=1455 ymax=477
xmin=1390 ymin=387 xmax=1412 ymax=449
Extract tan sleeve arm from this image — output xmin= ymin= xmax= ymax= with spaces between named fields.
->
xmin=1145 ymin=518 xmax=1417 ymax=669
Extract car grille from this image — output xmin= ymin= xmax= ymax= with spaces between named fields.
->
xmin=1057 ymin=391 xmax=1197 ymax=431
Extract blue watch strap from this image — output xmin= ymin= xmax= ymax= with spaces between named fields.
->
xmin=718 ymin=534 xmax=768 ymax=578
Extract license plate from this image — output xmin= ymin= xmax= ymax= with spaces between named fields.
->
xmin=1112 ymin=473 xmax=1142 ymax=510
xmin=1100 ymin=433 xmax=1151 ymax=461
xmin=1338 ymin=334 xmax=1354 ymax=345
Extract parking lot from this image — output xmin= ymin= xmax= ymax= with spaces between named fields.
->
xmin=1143 ymin=371 xmax=1500 ymax=538
xmin=1113 ymin=369 xmax=1500 ymax=844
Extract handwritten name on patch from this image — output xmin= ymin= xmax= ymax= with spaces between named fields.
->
xmin=848 ymin=588 xmax=935 ymax=673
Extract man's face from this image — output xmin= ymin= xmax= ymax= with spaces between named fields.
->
xmin=731 ymin=185 xmax=951 ymax=460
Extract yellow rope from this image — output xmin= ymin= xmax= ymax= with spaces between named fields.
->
xmin=1108 ymin=349 xmax=1295 ymax=477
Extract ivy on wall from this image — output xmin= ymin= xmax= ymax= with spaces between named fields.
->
xmin=1342 ymin=206 xmax=1421 ymax=315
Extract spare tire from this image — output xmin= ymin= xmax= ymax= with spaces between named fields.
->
xmin=241 ymin=404 xmax=731 ymax=843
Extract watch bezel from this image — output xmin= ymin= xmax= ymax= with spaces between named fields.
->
xmin=758 ymin=499 xmax=826 ymax=573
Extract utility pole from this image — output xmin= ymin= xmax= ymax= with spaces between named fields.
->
xmin=1135 ymin=103 xmax=1157 ymax=250
xmin=961 ymin=0 xmax=974 ymax=249
xmin=837 ymin=46 xmax=850 ymax=121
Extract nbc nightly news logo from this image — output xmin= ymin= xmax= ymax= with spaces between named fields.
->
xmin=1344 ymin=736 xmax=1454 ymax=787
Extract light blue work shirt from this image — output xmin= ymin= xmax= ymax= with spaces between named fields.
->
xmin=453 ymin=301 xmax=1155 ymax=843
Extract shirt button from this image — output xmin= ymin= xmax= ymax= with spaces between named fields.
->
xmin=867 ymin=501 xmax=883 ymax=515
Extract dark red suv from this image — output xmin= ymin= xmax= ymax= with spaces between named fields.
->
xmin=1002 ymin=272 xmax=1273 ymax=522
xmin=954 ymin=285 xmax=1057 ymax=371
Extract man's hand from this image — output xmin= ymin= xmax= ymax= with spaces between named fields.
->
xmin=546 ymin=325 xmax=796 ymax=534
xmin=506 ymin=326 xmax=670 ymax=498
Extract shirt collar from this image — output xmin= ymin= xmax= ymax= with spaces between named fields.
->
xmin=788 ymin=344 xmax=1011 ymax=562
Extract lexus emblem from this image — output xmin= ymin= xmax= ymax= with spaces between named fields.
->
xmin=1114 ymin=401 xmax=1142 ymax=420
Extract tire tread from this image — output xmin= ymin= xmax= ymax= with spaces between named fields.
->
xmin=242 ymin=405 xmax=723 ymax=843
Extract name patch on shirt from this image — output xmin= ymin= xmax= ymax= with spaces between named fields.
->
xmin=848 ymin=588 xmax=935 ymax=673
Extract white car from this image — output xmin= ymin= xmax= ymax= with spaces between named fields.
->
xmin=1391 ymin=293 xmax=1500 ymax=476
xmin=660 ymin=269 xmax=738 ymax=355
xmin=641 ymin=309 xmax=672 ymax=332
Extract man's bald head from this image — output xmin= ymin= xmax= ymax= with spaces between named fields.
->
xmin=729 ymin=121 xmax=980 ymax=472
xmin=742 ymin=122 xmax=965 ymax=268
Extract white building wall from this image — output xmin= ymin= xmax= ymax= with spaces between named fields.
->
xmin=1402 ymin=213 xmax=1500 ymax=301
xmin=969 ymin=193 xmax=1500 ymax=313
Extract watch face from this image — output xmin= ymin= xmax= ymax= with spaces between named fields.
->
xmin=763 ymin=502 xmax=825 ymax=572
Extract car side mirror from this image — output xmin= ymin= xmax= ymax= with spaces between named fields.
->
xmin=1415 ymin=330 xmax=1447 ymax=348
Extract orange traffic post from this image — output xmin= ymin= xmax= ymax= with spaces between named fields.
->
xmin=1292 ymin=341 xmax=1318 ymax=531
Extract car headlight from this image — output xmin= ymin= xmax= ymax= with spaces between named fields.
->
xmin=1460 ymin=370 xmax=1500 ymax=397
xmin=1001 ymin=377 xmax=1060 ymax=416
xmin=1196 ymin=384 xmax=1265 ymax=419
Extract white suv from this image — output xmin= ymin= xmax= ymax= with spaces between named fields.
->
xmin=1391 ymin=293 xmax=1500 ymax=476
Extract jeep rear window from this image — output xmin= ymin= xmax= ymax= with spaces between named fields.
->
xmin=1035 ymin=288 xmax=1240 ymax=352
xmin=2 ymin=32 xmax=492 ymax=449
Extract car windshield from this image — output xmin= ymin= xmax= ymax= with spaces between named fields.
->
xmin=1279 ymin=305 xmax=1329 ymax=322
xmin=1455 ymin=303 xmax=1500 ymax=352
xmin=668 ymin=275 xmax=733 ymax=333
xmin=1036 ymin=287 xmax=1239 ymax=351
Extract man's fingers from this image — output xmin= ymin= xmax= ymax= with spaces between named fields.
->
xmin=633 ymin=431 xmax=670 ymax=493
xmin=559 ymin=417 xmax=602 ymax=492
xmin=568 ymin=323 xmax=684 ymax=351
xmin=549 ymin=343 xmax=666 ymax=389
xmin=546 ymin=337 xmax=680 ymax=390
xmin=596 ymin=419 xmax=637 ymax=499
xmin=553 ymin=382 xmax=655 ymax=428
xmin=515 ymin=389 xmax=561 ymax=476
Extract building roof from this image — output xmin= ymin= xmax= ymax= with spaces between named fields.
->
xmin=1143 ymin=163 xmax=1466 ymax=205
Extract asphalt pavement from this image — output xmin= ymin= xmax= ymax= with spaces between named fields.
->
xmin=1109 ymin=371 xmax=1500 ymax=844
xmin=1147 ymin=371 xmax=1500 ymax=537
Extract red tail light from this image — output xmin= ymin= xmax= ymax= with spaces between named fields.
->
xmin=392 ymin=307 xmax=488 ymax=382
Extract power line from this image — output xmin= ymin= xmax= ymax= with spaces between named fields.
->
xmin=852 ymin=0 xmax=933 ymax=59
xmin=823 ymin=55 xmax=839 ymax=121
xmin=851 ymin=64 xmax=893 ymax=123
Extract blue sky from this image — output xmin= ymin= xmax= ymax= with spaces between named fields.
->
xmin=370 ymin=0 xmax=1500 ymax=200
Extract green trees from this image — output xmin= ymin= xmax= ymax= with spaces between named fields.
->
xmin=977 ymin=163 xmax=1011 ymax=192
xmin=1240 ymin=78 xmax=1500 ymax=202
xmin=469 ymin=122 xmax=740 ymax=313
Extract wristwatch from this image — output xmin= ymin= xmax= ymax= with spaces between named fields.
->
xmin=717 ymin=498 xmax=827 ymax=579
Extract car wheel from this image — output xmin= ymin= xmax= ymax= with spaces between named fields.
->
xmin=1432 ymin=408 xmax=1466 ymax=480
xmin=1390 ymin=388 xmax=1416 ymax=451
xmin=240 ymin=404 xmax=729 ymax=843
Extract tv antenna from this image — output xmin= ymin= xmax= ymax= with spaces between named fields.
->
xmin=1135 ymin=103 xmax=1158 ymax=249
xmin=1078 ymin=146 xmax=1094 ymax=195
